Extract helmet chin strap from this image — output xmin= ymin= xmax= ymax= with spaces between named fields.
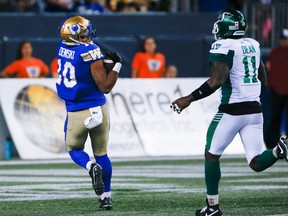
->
xmin=63 ymin=37 xmax=80 ymax=45
xmin=62 ymin=38 xmax=81 ymax=46
xmin=62 ymin=36 xmax=93 ymax=46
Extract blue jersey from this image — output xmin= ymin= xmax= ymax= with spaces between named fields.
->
xmin=56 ymin=41 xmax=106 ymax=112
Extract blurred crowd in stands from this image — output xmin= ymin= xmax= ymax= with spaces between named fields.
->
xmin=0 ymin=0 xmax=248 ymax=14
xmin=0 ymin=0 xmax=287 ymax=14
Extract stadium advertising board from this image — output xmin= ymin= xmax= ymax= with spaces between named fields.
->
xmin=0 ymin=79 xmax=244 ymax=159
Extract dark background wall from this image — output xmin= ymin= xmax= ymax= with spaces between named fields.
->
xmin=0 ymin=13 xmax=217 ymax=78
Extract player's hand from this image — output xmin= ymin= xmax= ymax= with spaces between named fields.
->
xmin=105 ymin=51 xmax=122 ymax=63
xmin=170 ymin=95 xmax=193 ymax=114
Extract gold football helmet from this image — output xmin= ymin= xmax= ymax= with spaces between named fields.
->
xmin=58 ymin=15 xmax=96 ymax=45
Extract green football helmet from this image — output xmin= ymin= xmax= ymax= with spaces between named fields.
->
xmin=212 ymin=9 xmax=247 ymax=40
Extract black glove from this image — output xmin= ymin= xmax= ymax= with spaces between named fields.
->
xmin=105 ymin=51 xmax=122 ymax=63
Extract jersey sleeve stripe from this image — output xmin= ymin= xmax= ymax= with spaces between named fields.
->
xmin=209 ymin=50 xmax=235 ymax=69
xmin=81 ymin=53 xmax=92 ymax=62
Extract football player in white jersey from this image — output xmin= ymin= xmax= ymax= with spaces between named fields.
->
xmin=171 ymin=9 xmax=288 ymax=216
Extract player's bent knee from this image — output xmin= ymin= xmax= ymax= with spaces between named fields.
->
xmin=93 ymin=143 xmax=107 ymax=155
xmin=94 ymin=152 xmax=107 ymax=157
xmin=249 ymin=157 xmax=262 ymax=172
xmin=94 ymin=149 xmax=107 ymax=156
xmin=66 ymin=145 xmax=73 ymax=153
xmin=205 ymin=150 xmax=221 ymax=161
xmin=66 ymin=144 xmax=83 ymax=152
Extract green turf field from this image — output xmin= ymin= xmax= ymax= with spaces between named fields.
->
xmin=0 ymin=157 xmax=287 ymax=216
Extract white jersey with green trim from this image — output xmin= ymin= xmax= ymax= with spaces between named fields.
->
xmin=209 ymin=38 xmax=261 ymax=105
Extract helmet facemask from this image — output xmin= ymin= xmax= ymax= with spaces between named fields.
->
xmin=212 ymin=21 xmax=220 ymax=40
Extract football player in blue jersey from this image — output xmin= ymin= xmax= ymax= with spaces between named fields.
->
xmin=56 ymin=15 xmax=122 ymax=210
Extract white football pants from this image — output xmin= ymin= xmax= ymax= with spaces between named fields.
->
xmin=206 ymin=112 xmax=266 ymax=164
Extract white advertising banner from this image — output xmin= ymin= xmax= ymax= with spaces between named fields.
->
xmin=0 ymin=78 xmax=244 ymax=159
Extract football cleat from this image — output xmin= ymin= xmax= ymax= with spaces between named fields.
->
xmin=89 ymin=163 xmax=104 ymax=196
xmin=277 ymin=135 xmax=288 ymax=162
xmin=195 ymin=199 xmax=223 ymax=216
xmin=98 ymin=197 xmax=113 ymax=210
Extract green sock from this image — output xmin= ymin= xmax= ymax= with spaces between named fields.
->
xmin=205 ymin=160 xmax=221 ymax=195
xmin=255 ymin=149 xmax=278 ymax=171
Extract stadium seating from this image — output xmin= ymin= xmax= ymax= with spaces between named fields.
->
xmin=0 ymin=13 xmax=216 ymax=77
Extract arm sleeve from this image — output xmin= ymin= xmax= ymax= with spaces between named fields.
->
xmin=80 ymin=43 xmax=104 ymax=63
xmin=50 ymin=58 xmax=58 ymax=74
xmin=208 ymin=41 xmax=234 ymax=69
xmin=40 ymin=60 xmax=49 ymax=76
xmin=160 ymin=53 xmax=166 ymax=75
xmin=132 ymin=53 xmax=141 ymax=71
xmin=4 ymin=61 xmax=18 ymax=75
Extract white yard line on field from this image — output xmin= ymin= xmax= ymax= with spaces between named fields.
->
xmin=0 ymin=159 xmax=287 ymax=202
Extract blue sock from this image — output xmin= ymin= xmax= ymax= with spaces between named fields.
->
xmin=69 ymin=150 xmax=91 ymax=169
xmin=95 ymin=154 xmax=112 ymax=192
